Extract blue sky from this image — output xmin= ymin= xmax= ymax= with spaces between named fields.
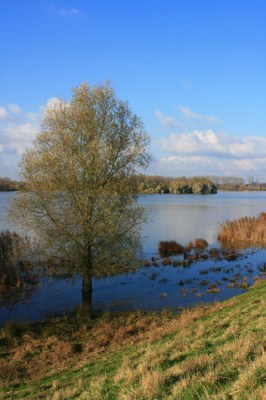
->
xmin=1 ymin=0 xmax=266 ymax=180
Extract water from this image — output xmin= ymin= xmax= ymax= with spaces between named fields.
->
xmin=0 ymin=191 xmax=266 ymax=324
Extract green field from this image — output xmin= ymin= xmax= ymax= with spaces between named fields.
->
xmin=1 ymin=280 xmax=265 ymax=400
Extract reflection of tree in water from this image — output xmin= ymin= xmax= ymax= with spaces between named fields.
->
xmin=0 ymin=230 xmax=42 ymax=311
xmin=0 ymin=278 xmax=41 ymax=311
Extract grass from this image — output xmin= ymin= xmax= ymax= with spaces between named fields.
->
xmin=0 ymin=280 xmax=265 ymax=399
xmin=218 ymin=212 xmax=266 ymax=244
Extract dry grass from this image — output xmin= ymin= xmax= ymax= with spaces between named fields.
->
xmin=0 ymin=309 xmax=192 ymax=385
xmin=218 ymin=212 xmax=266 ymax=244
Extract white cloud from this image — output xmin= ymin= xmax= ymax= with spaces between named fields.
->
xmin=0 ymin=102 xmax=41 ymax=161
xmin=59 ymin=7 xmax=81 ymax=17
xmin=0 ymin=107 xmax=9 ymax=121
xmin=154 ymin=129 xmax=266 ymax=179
xmin=155 ymin=110 xmax=181 ymax=130
xmin=46 ymin=3 xmax=84 ymax=19
xmin=26 ymin=112 xmax=40 ymax=121
xmin=45 ymin=97 xmax=62 ymax=109
xmin=159 ymin=130 xmax=226 ymax=155
xmin=0 ymin=97 xmax=73 ymax=178
xmin=1 ymin=121 xmax=39 ymax=155
xmin=178 ymin=106 xmax=221 ymax=124
xmin=158 ymin=130 xmax=266 ymax=159
xmin=8 ymin=103 xmax=22 ymax=114
xmin=155 ymin=106 xmax=221 ymax=134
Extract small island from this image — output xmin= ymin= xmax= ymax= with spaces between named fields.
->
xmin=136 ymin=175 xmax=217 ymax=194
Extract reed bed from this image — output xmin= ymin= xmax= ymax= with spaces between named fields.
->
xmin=218 ymin=212 xmax=266 ymax=244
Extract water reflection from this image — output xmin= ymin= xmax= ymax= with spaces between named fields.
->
xmin=1 ymin=191 xmax=266 ymax=324
xmin=139 ymin=193 xmax=266 ymax=254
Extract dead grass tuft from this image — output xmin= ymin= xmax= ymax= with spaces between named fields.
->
xmin=187 ymin=238 xmax=208 ymax=250
xmin=159 ymin=240 xmax=185 ymax=256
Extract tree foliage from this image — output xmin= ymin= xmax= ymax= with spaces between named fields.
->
xmin=10 ymin=82 xmax=150 ymax=305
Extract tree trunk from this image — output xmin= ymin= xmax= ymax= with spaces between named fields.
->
xmin=82 ymin=268 xmax=92 ymax=310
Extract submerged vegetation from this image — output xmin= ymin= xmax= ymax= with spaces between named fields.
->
xmin=159 ymin=240 xmax=185 ymax=256
xmin=218 ymin=212 xmax=266 ymax=245
xmin=0 ymin=280 xmax=265 ymax=399
xmin=158 ymin=238 xmax=209 ymax=259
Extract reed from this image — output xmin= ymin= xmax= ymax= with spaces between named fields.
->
xmin=218 ymin=212 xmax=266 ymax=244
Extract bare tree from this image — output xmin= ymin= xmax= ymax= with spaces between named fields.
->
xmin=10 ymin=82 xmax=150 ymax=309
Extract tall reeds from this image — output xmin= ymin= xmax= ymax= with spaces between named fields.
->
xmin=218 ymin=212 xmax=266 ymax=244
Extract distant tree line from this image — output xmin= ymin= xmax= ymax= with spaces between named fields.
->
xmin=0 ymin=177 xmax=18 ymax=191
xmin=133 ymin=175 xmax=217 ymax=194
xmin=206 ymin=175 xmax=245 ymax=185
xmin=1 ymin=174 xmax=265 ymax=194
xmin=206 ymin=176 xmax=266 ymax=191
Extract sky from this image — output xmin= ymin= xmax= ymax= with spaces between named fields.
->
xmin=1 ymin=0 xmax=266 ymax=181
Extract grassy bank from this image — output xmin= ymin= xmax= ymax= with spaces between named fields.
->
xmin=1 ymin=280 xmax=265 ymax=399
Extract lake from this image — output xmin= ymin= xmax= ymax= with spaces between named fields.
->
xmin=0 ymin=191 xmax=266 ymax=325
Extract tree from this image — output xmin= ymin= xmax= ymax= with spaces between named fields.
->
xmin=10 ymin=82 xmax=150 ymax=309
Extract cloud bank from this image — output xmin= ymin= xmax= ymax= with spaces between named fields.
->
xmin=154 ymin=108 xmax=266 ymax=180
xmin=154 ymin=130 xmax=266 ymax=178
xmin=58 ymin=7 xmax=81 ymax=17
xmin=178 ymin=106 xmax=221 ymax=124
xmin=0 ymin=99 xmax=58 ymax=178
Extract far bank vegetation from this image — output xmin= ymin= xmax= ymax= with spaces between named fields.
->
xmin=135 ymin=175 xmax=217 ymax=194
xmin=0 ymin=177 xmax=18 ymax=191
xmin=218 ymin=212 xmax=266 ymax=244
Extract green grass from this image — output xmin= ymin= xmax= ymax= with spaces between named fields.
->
xmin=1 ymin=280 xmax=265 ymax=399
